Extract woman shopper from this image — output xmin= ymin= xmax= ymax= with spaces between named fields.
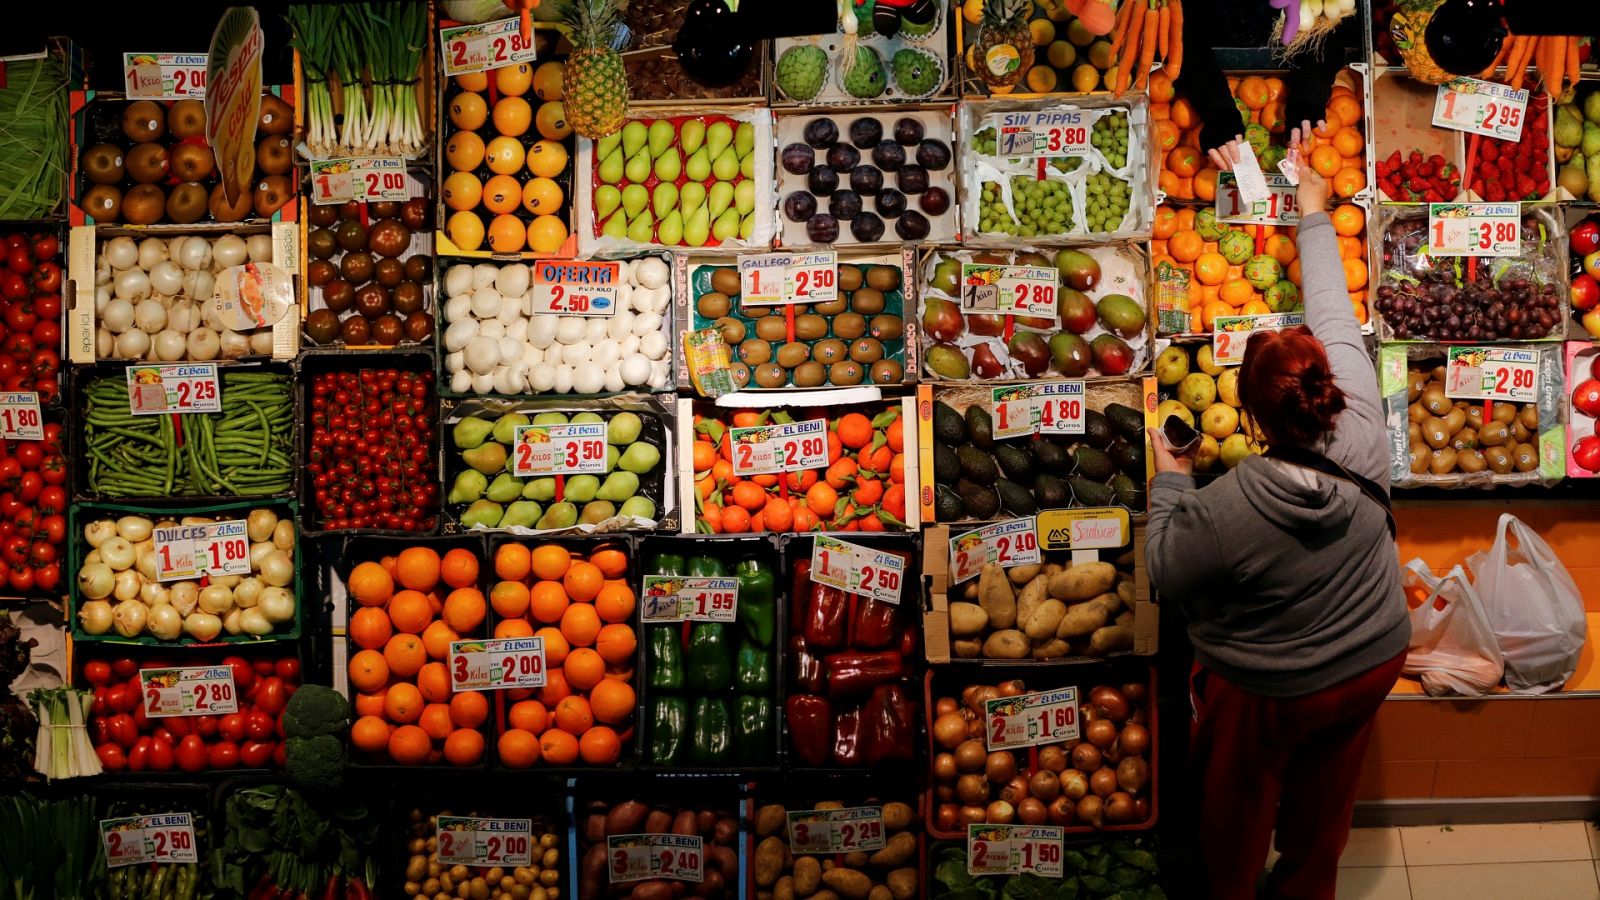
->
xmin=1146 ymin=123 xmax=1410 ymax=900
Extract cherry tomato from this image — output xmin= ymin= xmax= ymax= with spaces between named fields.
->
xmin=218 ymin=713 xmax=247 ymax=742
xmin=148 ymin=736 xmax=175 ymax=771
xmin=208 ymin=740 xmax=240 ymax=769
xmin=175 ymin=735 xmax=207 ymax=772
xmin=96 ymin=743 xmax=127 ymax=771
xmin=239 ymin=740 xmax=275 ymax=768
xmin=252 ymin=677 xmax=289 ymax=715
xmin=127 ymin=736 xmax=152 ymax=771
xmin=83 ymin=660 xmax=112 ymax=686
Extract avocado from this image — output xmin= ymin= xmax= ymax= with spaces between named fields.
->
xmin=1110 ymin=473 xmax=1145 ymax=510
xmin=1033 ymin=473 xmax=1071 ymax=508
xmin=1068 ymin=475 xmax=1115 ymax=507
xmin=996 ymin=479 xmax=1038 ymax=516
xmin=934 ymin=442 xmax=961 ymax=483
xmin=955 ymin=478 xmax=1000 ymax=519
xmin=1108 ymin=438 xmax=1145 ymax=478
xmin=965 ymin=405 xmax=994 ymax=450
xmin=933 ymin=400 xmax=967 ymax=445
xmin=957 ymin=445 xmax=998 ymax=485
xmin=1083 ymin=409 xmax=1114 ymax=449
xmin=1104 ymin=403 xmax=1144 ymax=443
xmin=935 ymin=484 xmax=966 ymax=520
xmin=1072 ymin=447 xmax=1115 ymax=481
xmin=1030 ymin=440 xmax=1069 ymax=471
xmin=995 ymin=444 xmax=1035 ymax=483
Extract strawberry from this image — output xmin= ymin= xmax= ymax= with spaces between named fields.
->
xmin=1385 ymin=149 xmax=1403 ymax=171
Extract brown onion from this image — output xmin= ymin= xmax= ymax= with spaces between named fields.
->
xmin=936 ymin=697 xmax=960 ymax=717
xmin=1028 ymin=770 xmax=1060 ymax=802
xmin=1086 ymin=718 xmax=1118 ymax=749
xmin=1038 ymin=745 xmax=1068 ymax=773
xmin=986 ymin=800 xmax=1016 ymax=824
xmin=1060 ymin=769 xmax=1089 ymax=800
xmin=1071 ymin=743 xmax=1103 ymax=772
xmin=1047 ymin=796 xmax=1075 ymax=826
xmin=936 ymin=804 xmax=959 ymax=831
xmin=1117 ymin=757 xmax=1150 ymax=794
xmin=1090 ymin=686 xmax=1131 ymax=723
xmin=1104 ymin=792 xmax=1138 ymax=824
xmin=959 ymin=805 xmax=987 ymax=825
xmin=986 ymin=751 xmax=1018 ymax=784
xmin=1122 ymin=682 xmax=1148 ymax=704
xmin=934 ymin=712 xmax=969 ymax=749
xmin=998 ymin=775 xmax=1030 ymax=806
xmin=1017 ymin=798 xmax=1047 ymax=825
xmin=1090 ymin=767 xmax=1118 ymax=798
xmin=957 ymin=774 xmax=989 ymax=806
xmin=955 ymin=740 xmax=987 ymax=773
xmin=1119 ymin=723 xmax=1151 ymax=757
xmin=933 ymin=752 xmax=958 ymax=782
xmin=996 ymin=679 xmax=1026 ymax=697
xmin=1077 ymin=795 xmax=1104 ymax=829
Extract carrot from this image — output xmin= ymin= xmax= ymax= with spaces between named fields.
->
xmin=1166 ymin=0 xmax=1183 ymax=78
xmin=1569 ymin=36 xmax=1581 ymax=96
xmin=1109 ymin=0 xmax=1139 ymax=63
xmin=1536 ymin=36 xmax=1554 ymax=97
xmin=1158 ymin=1 xmax=1171 ymax=62
xmin=1135 ymin=1 xmax=1158 ymax=90
xmin=1548 ymin=36 xmax=1566 ymax=97
xmin=1115 ymin=4 xmax=1144 ymax=93
xmin=1478 ymin=34 xmax=1510 ymax=79
xmin=1506 ymin=36 xmax=1533 ymax=90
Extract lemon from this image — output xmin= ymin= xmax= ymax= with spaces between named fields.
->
xmin=1070 ymin=64 xmax=1100 ymax=92
xmin=1029 ymin=19 xmax=1056 ymax=46
xmin=963 ymin=0 xmax=983 ymax=25
xmin=1046 ymin=40 xmax=1076 ymax=69
xmin=1025 ymin=65 xmax=1057 ymax=93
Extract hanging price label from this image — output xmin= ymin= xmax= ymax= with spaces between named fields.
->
xmin=991 ymin=382 xmax=1086 ymax=439
xmin=786 ymin=807 xmax=886 ymax=855
xmin=640 ymin=576 xmax=739 ymax=623
xmin=984 ymin=687 xmax=1080 ymax=750
xmin=0 ymin=392 xmax=42 ymax=440
xmin=448 ymin=637 xmax=546 ymax=691
xmin=950 ymin=518 xmax=1041 ymax=585
xmin=101 ymin=814 xmax=198 ymax=868
xmin=1212 ymin=312 xmax=1305 ymax=367
xmin=139 ymin=666 xmax=237 ymax=717
xmin=123 ymin=53 xmax=208 ymax=99
xmin=1215 ymin=172 xmax=1300 ymax=225
xmin=1036 ymin=507 xmax=1131 ymax=552
xmin=126 ymin=364 xmax=220 ymax=415
xmin=987 ymin=110 xmax=1096 ymax=157
xmin=530 ymin=260 xmax=621 ymax=316
xmin=1444 ymin=346 xmax=1540 ymax=404
xmin=959 ymin=264 xmax=1057 ymax=316
xmin=308 ymin=157 xmax=408 ymax=205
xmin=737 ymin=251 xmax=838 ymax=305
xmin=967 ymin=825 xmax=1064 ymax=877
xmin=152 ymin=520 xmax=250 ymax=582
xmin=1433 ymin=76 xmax=1528 ymax=142
xmin=511 ymin=423 xmax=609 ymax=477
xmin=728 ymin=418 xmax=828 ymax=476
xmin=607 ymin=834 xmax=704 ymax=884
xmin=811 ymin=536 xmax=905 ymax=604
xmin=1427 ymin=203 xmax=1520 ymax=257
xmin=435 ymin=818 xmax=534 ymax=867
xmin=440 ymin=16 xmax=538 ymax=77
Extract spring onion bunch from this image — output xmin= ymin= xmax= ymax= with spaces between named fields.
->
xmin=0 ymin=52 xmax=67 ymax=219
xmin=28 ymin=687 xmax=100 ymax=780
xmin=288 ymin=3 xmax=428 ymax=158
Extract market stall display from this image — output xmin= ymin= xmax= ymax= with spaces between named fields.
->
xmin=401 ymin=805 xmax=564 ymax=899
xmin=0 ymin=230 xmax=64 ymax=403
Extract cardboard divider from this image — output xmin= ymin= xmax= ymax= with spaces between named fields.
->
xmin=1372 ymin=67 xmax=1466 ymax=202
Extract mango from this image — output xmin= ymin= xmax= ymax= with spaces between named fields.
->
xmin=1095 ymin=294 xmax=1145 ymax=338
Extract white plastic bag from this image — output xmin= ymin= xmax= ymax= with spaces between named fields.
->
xmin=1401 ymin=559 xmax=1504 ymax=696
xmin=1467 ymin=514 xmax=1587 ymax=694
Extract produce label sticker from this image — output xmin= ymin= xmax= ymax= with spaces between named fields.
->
xmin=991 ymin=382 xmax=1086 ymax=439
xmin=1212 ymin=312 xmax=1305 ymax=366
xmin=987 ymin=109 xmax=1097 ymax=157
xmin=811 ymin=536 xmax=905 ymax=605
xmin=123 ymin=53 xmax=208 ymax=99
xmin=786 ymin=807 xmax=886 ymax=855
xmin=435 ymin=817 xmax=534 ymax=867
xmin=101 ymin=814 xmax=198 ymax=868
xmin=640 ymin=576 xmax=739 ymax=623
xmin=959 ymin=264 xmax=1057 ymax=316
xmin=126 ymin=364 xmax=220 ymax=416
xmin=950 ymin=517 xmax=1041 ymax=584
xmin=511 ymin=423 xmax=609 ymax=477
xmin=728 ymin=418 xmax=827 ymax=476
xmin=152 ymin=519 xmax=250 ymax=582
xmin=1445 ymin=346 xmax=1539 ymax=404
xmin=1215 ymin=172 xmax=1300 ymax=226
xmin=0 ymin=392 xmax=42 ymax=440
xmin=1427 ymin=203 xmax=1520 ymax=257
xmin=449 ymin=637 xmax=546 ymax=691
xmin=967 ymin=824 xmax=1065 ymax=877
xmin=530 ymin=260 xmax=621 ymax=316
xmin=139 ymin=666 xmax=237 ymax=717
xmin=984 ymin=687 xmax=1081 ymax=751
xmin=1037 ymin=507 xmax=1131 ymax=552
xmin=1433 ymin=76 xmax=1528 ymax=142
xmin=213 ymin=262 xmax=293 ymax=330
xmin=308 ymin=157 xmax=408 ymax=205
xmin=440 ymin=16 xmax=537 ymax=77
xmin=737 ymin=251 xmax=837 ymax=306
xmin=607 ymin=834 xmax=704 ymax=884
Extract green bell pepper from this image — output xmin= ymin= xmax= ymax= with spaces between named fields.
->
xmin=685 ymin=623 xmax=732 ymax=691
xmin=688 ymin=555 xmax=726 ymax=577
xmin=735 ymin=639 xmax=771 ymax=692
xmin=688 ymin=697 xmax=732 ymax=765
xmin=735 ymin=557 xmax=776 ymax=648
xmin=649 ymin=625 xmax=684 ymax=691
xmin=651 ymin=552 xmax=686 ymax=576
xmin=734 ymin=694 xmax=772 ymax=763
xmin=649 ymin=696 xmax=688 ymax=764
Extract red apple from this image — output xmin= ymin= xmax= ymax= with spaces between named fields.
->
xmin=1584 ymin=308 xmax=1600 ymax=339
xmin=1573 ymin=378 xmax=1600 ymax=418
xmin=1573 ymin=274 xmax=1600 ymax=311
xmin=1574 ymin=434 xmax=1600 ymax=472
xmin=1574 ymin=220 xmax=1600 ymax=256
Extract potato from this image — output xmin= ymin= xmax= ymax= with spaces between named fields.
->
xmin=886 ymin=869 xmax=918 ymax=900
xmin=1047 ymin=562 xmax=1117 ymax=602
xmin=981 ymin=629 xmax=1030 ymax=659
xmin=1022 ymin=598 xmax=1067 ymax=640
xmin=775 ymin=876 xmax=795 ymax=900
xmin=760 ymin=892 xmax=774 ymax=900
xmin=605 ymin=801 xmax=648 ymax=836
xmin=810 ymin=893 xmax=841 ymax=900
xmin=1007 ymin=564 xmax=1041 ymax=585
xmin=842 ymin=851 xmax=869 ymax=869
xmin=755 ymin=836 xmax=787 ymax=887
xmin=1116 ymin=578 xmax=1134 ymax=606
xmin=1090 ymin=625 xmax=1135 ymax=654
xmin=868 ymin=832 xmax=915 ymax=867
xmin=880 ymin=802 xmax=914 ymax=832
xmin=1092 ymin=590 xmax=1123 ymax=616
xmin=1031 ymin=638 xmax=1070 ymax=660
xmin=948 ymin=602 xmax=988 ymax=637
xmin=963 ymin=580 xmax=978 ymax=599
xmin=953 ymin=637 xmax=983 ymax=658
xmin=1014 ymin=577 xmax=1047 ymax=628
xmin=629 ymin=881 xmax=674 ymax=900
xmin=671 ymin=810 xmax=697 ymax=835
xmin=709 ymin=845 xmax=740 ymax=881
xmin=868 ymin=887 xmax=893 ymax=900
xmin=1116 ymin=609 xmax=1134 ymax=627
xmin=755 ymin=804 xmax=788 ymax=837
xmin=1056 ymin=599 xmax=1109 ymax=638
xmin=793 ymin=856 xmax=822 ymax=896
xmin=821 ymin=868 xmax=874 ymax=900
xmin=815 ymin=801 xmax=843 ymax=810
xmin=977 ymin=564 xmax=1017 ymax=628
xmin=643 ymin=810 xmax=673 ymax=834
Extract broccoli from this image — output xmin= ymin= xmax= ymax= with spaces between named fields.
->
xmin=285 ymin=734 xmax=346 ymax=790
xmin=282 ymin=685 xmax=351 ymax=738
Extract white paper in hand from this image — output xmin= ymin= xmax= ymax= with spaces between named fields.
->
xmin=1232 ymin=143 xmax=1271 ymax=206
xmin=1277 ymin=148 xmax=1302 ymax=186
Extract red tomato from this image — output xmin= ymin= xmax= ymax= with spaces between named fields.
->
xmin=207 ymin=740 xmax=240 ymax=769
xmin=7 ymin=564 xmax=31 ymax=592
xmin=148 ymin=736 xmax=174 ymax=771
xmin=83 ymin=660 xmax=112 ymax=686
xmin=28 ymin=542 xmax=55 ymax=567
xmin=252 ymin=659 xmax=275 ymax=676
xmin=96 ymin=743 xmax=127 ymax=771
xmin=31 ymin=234 xmax=57 ymax=261
xmin=90 ymin=716 xmax=109 ymax=746
xmin=127 ymin=736 xmax=152 ymax=771
xmin=13 ymin=443 xmax=39 ymax=469
xmin=38 ymin=514 xmax=63 ymax=544
xmin=273 ymin=742 xmax=287 ymax=768
xmin=175 ymin=735 xmax=207 ymax=772
xmin=110 ymin=657 xmax=137 ymax=679
xmin=252 ymin=677 xmax=289 ymax=715
xmin=245 ymin=710 xmax=274 ymax=741
xmin=36 ymin=485 xmax=63 ymax=517
xmin=194 ymin=715 xmax=219 ymax=738
xmin=29 ymin=261 xmax=60 ymax=293
xmin=165 ymin=716 xmax=193 ymax=737
xmin=16 ymin=471 xmax=40 ymax=502
xmin=274 ymin=658 xmax=301 ymax=683
xmin=107 ymin=713 xmax=138 ymax=749
xmin=218 ymin=713 xmax=247 ymax=743
xmin=239 ymin=740 xmax=275 ymax=768
xmin=32 ymin=563 xmax=58 ymax=591
xmin=105 ymin=683 xmax=135 ymax=713
xmin=224 ymin=656 xmax=254 ymax=692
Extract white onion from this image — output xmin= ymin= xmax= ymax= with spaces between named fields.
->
xmin=259 ymin=550 xmax=293 ymax=587
xmin=78 ymin=600 xmax=114 ymax=634
xmin=114 ymin=329 xmax=150 ymax=359
xmin=189 ymin=270 xmax=215 ymax=301
xmin=258 ymin=587 xmax=295 ymax=624
xmin=247 ymin=508 xmax=279 ymax=542
xmin=78 ymin=563 xmax=115 ymax=599
xmin=219 ymin=329 xmax=251 ymax=359
xmin=199 ymin=583 xmax=235 ymax=615
xmin=102 ymin=298 xmax=136 ymax=333
xmin=234 ymin=576 xmax=264 ymax=608
xmin=495 ymin=263 xmax=530 ymax=298
xmin=212 ymin=235 xmax=248 ymax=268
xmin=177 ymin=236 xmax=210 ymax=270
xmin=140 ymin=580 xmax=170 ymax=606
xmin=273 ymin=519 xmax=295 ymax=552
xmin=184 ymin=612 xmax=221 ymax=641
xmin=167 ymin=299 xmax=198 ymax=332
xmin=112 ymin=599 xmax=148 ymax=637
xmin=150 ymin=261 xmax=184 ymax=297
xmin=134 ymin=298 xmax=167 ymax=332
xmin=85 ymin=520 xmax=117 ymax=547
xmin=153 ymin=329 xmax=187 ymax=361
xmin=240 ymin=607 xmax=274 ymax=635
xmin=247 ymin=234 xmax=273 ymax=262
xmin=147 ymin=605 xmax=183 ymax=640
xmin=100 ymin=536 xmax=135 ymax=571
xmin=170 ymin=581 xmax=198 ymax=616
xmin=113 ymin=568 xmax=142 ymax=601
xmin=95 ymin=284 xmax=110 ymax=314
xmin=445 ymin=264 xmax=474 ymax=297
xmin=96 ymin=328 xmax=114 ymax=358
xmin=104 ymin=237 xmax=139 ymax=270
xmin=137 ymin=237 xmax=168 ymax=270
xmin=188 ymin=328 xmax=220 ymax=360
xmin=249 ymin=331 xmax=275 ymax=355
xmin=135 ymin=549 xmax=158 ymax=581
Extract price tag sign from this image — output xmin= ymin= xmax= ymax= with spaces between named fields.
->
xmin=123 ymin=53 xmax=207 ymax=99
xmin=435 ymin=817 xmax=534 ymax=867
xmin=737 ymin=252 xmax=838 ymax=305
xmin=959 ymin=264 xmax=1057 ymax=316
xmin=308 ymin=158 xmax=408 ymax=205
xmin=811 ymin=536 xmax=905 ymax=604
xmin=530 ymin=260 xmax=621 ymax=316
xmin=728 ymin=418 xmax=827 ymax=476
xmin=511 ymin=423 xmax=609 ymax=477
xmin=984 ymin=687 xmax=1080 ymax=750
xmin=102 ymin=814 xmax=198 ymax=868
xmin=126 ymin=364 xmax=220 ymax=416
xmin=448 ymin=637 xmax=546 ymax=691
xmin=1036 ymin=507 xmax=1131 ymax=552
xmin=1212 ymin=312 xmax=1305 ymax=367
xmin=152 ymin=520 xmax=250 ymax=582
xmin=440 ymin=16 xmax=537 ymax=77
xmin=1445 ymin=346 xmax=1539 ymax=403
xmin=1427 ymin=203 xmax=1520 ymax=257
xmin=0 ymin=392 xmax=42 ymax=440
xmin=988 ymin=110 xmax=1092 ymax=157
xmin=967 ymin=825 xmax=1064 ymax=877
xmin=640 ymin=576 xmax=738 ymax=623
xmin=1215 ymin=172 xmax=1300 ymax=225
xmin=139 ymin=666 xmax=237 ymax=717
xmin=786 ymin=807 xmax=886 ymax=855
xmin=950 ymin=518 xmax=1041 ymax=585
xmin=607 ymin=834 xmax=704 ymax=884
xmin=991 ymin=382 xmax=1086 ymax=439
xmin=1433 ymin=76 xmax=1528 ymax=142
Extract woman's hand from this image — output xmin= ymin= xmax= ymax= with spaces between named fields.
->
xmin=1287 ymin=119 xmax=1330 ymax=217
xmin=1205 ymin=135 xmax=1248 ymax=173
xmin=1147 ymin=427 xmax=1196 ymax=476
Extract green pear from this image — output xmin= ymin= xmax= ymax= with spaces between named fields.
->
xmin=621 ymin=183 xmax=649 ymax=218
xmin=654 ymin=148 xmax=682 ymax=182
xmin=652 ymin=182 xmax=679 ymax=218
xmin=685 ymin=148 xmax=712 ymax=182
xmin=447 ymin=469 xmax=488 ymax=504
xmin=562 ymin=474 xmax=600 ymax=502
xmin=595 ymin=471 xmax=640 ymax=502
xmin=492 ymin=413 xmax=530 ymax=445
xmin=706 ymin=121 xmax=733 ymax=158
xmin=740 ymin=153 xmax=755 ymax=179
xmin=621 ymin=120 xmax=648 ymax=157
xmin=658 ymin=210 xmax=684 ymax=246
xmin=735 ymin=122 xmax=755 ymax=157
xmin=571 ymin=412 xmax=604 ymax=425
xmin=596 ymin=185 xmax=622 ymax=219
xmin=597 ymin=131 xmax=623 ymax=160
xmin=624 ymin=149 xmax=651 ymax=183
xmin=712 ymin=148 xmax=739 ymax=181
xmin=685 ymin=206 xmax=710 ymax=247
xmin=502 ymin=500 xmax=542 ymax=528
xmin=533 ymin=412 xmax=569 ymax=426
xmin=608 ymin=412 xmax=642 ymax=444
xmin=486 ymin=473 xmax=525 ymax=503
xmin=523 ymin=477 xmax=556 ymax=501
xmin=452 ymin=417 xmax=493 ymax=450
xmin=605 ymin=445 xmax=621 ymax=472
xmin=536 ymin=501 xmax=578 ymax=530
xmin=460 ymin=499 xmax=503 ymax=528
xmin=619 ymin=441 xmax=661 ymax=473
xmin=462 ymin=442 xmax=507 ymax=475
xmin=679 ymin=181 xmax=707 ymax=216
xmin=734 ymin=180 xmax=755 ymax=215
xmin=740 ymin=212 xmax=755 ymax=241
xmin=602 ymin=211 xmax=628 ymax=239
xmin=708 ymin=181 xmax=734 ymax=218
xmin=598 ymin=148 xmax=625 ymax=184
xmin=627 ymin=212 xmax=655 ymax=244
xmin=680 ymin=119 xmax=706 ymax=155
xmin=713 ymin=208 xmax=741 ymax=241
xmin=619 ymin=496 xmax=657 ymax=520
xmin=580 ymin=500 xmax=618 ymax=526
xmin=1584 ymin=121 xmax=1600 ymax=158
xmin=647 ymin=120 xmax=675 ymax=157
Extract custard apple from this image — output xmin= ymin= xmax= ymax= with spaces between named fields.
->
xmin=841 ymin=46 xmax=887 ymax=99
xmin=892 ymin=48 xmax=941 ymax=97
xmin=776 ymin=45 xmax=828 ymax=101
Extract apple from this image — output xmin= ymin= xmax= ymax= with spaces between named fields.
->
xmin=1585 ymin=251 xmax=1600 ymax=281
xmin=1573 ymin=273 xmax=1600 ymax=311
xmin=1573 ymin=378 xmax=1600 ymax=418
xmin=1584 ymin=307 xmax=1600 ymax=339
xmin=1572 ymin=220 xmax=1600 ymax=256
xmin=1574 ymin=434 xmax=1600 ymax=472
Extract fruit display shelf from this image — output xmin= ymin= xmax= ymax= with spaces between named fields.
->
xmin=952 ymin=0 xmax=1125 ymax=98
xmin=771 ymin=3 xmax=953 ymax=105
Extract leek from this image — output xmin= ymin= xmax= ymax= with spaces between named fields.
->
xmin=28 ymin=687 xmax=100 ymax=779
xmin=288 ymin=2 xmax=428 ymax=159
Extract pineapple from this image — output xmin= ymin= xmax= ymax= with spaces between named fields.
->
xmin=556 ymin=0 xmax=628 ymax=139
xmin=975 ymin=0 xmax=1035 ymax=89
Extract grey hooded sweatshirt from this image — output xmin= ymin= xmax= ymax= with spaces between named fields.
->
xmin=1146 ymin=211 xmax=1410 ymax=698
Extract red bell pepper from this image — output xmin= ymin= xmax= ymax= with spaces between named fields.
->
xmin=790 ymin=635 xmax=824 ymax=695
xmin=862 ymin=683 xmax=916 ymax=765
xmin=852 ymin=597 xmax=899 ymax=650
xmin=785 ymin=693 xmax=832 ymax=766
xmin=806 ymin=585 xmax=849 ymax=650
xmin=824 ymin=650 xmax=904 ymax=699
xmin=832 ymin=707 xmax=863 ymax=766
xmin=790 ymin=558 xmax=812 ymax=634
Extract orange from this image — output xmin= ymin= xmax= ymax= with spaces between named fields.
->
xmin=384 ymin=683 xmax=424 ymax=723
xmin=836 ymin=413 xmax=873 ymax=449
xmin=553 ymin=695 xmax=594 ymax=735
xmin=1195 ymin=167 xmax=1219 ymax=202
xmin=383 ymin=634 xmax=427 ymax=677
xmin=443 ymin=588 xmax=487 ymax=632
xmin=1175 ymin=207 xmax=1196 ymax=230
xmin=563 ymin=647 xmax=606 ymax=691
xmin=1171 ymin=97 xmax=1198 ymax=130
xmin=1167 ymin=146 xmax=1201 ymax=178
xmin=348 ymin=562 xmax=394 ymax=607
xmin=1260 ymin=102 xmax=1287 ymax=134
xmin=526 ymin=139 xmax=568 ymax=178
xmin=419 ymin=703 xmax=455 ymax=740
xmin=595 ymin=584 xmax=635 ymax=624
xmin=495 ymin=62 xmax=534 ymax=96
xmin=1195 ymin=252 xmax=1229 ymax=286
xmin=1332 ymin=127 xmax=1364 ymax=159
xmin=1266 ymin=234 xmax=1298 ymax=266
xmin=1219 ymin=279 xmax=1255 ymax=307
xmin=509 ymin=700 xmax=548 ymax=734
xmin=492 ymin=96 xmax=533 ymax=136
xmin=563 ymin=561 xmax=604 ymax=602
xmin=448 ymin=92 xmax=488 ymax=131
xmin=536 ymin=627 xmax=570 ymax=667
xmin=531 ymin=580 xmax=571 ymax=623
xmin=446 ymin=130 xmax=486 ymax=172
xmin=1333 ymin=167 xmax=1366 ymax=198
xmin=539 ymin=728 xmax=580 ymax=765
xmin=1202 ymin=300 xmax=1234 ymax=331
xmin=578 ymin=726 xmax=622 ymax=766
xmin=1342 ymin=257 xmax=1368 ymax=291
xmin=484 ymin=135 xmax=526 ymax=175
xmin=1329 ymin=94 xmax=1363 ymax=128
xmin=1237 ymin=75 xmax=1270 ymax=110
xmin=447 ymin=210 xmax=485 ymax=251
xmin=1150 ymin=70 xmax=1175 ymax=103
xmin=530 ymin=545 xmax=571 ymax=581
xmin=354 ymin=690 xmax=386 ymax=718
xmin=1331 ymin=204 xmax=1364 ymax=237
xmin=692 ymin=441 xmax=717 ymax=473
xmin=1169 ymin=230 xmax=1203 ymax=263
xmin=449 ymin=690 xmax=489 ymax=729
xmin=491 ymin=581 xmax=532 ymax=618
xmin=482 ymin=177 xmax=522 ymax=215
xmin=537 ymin=666 xmax=572 ymax=707
xmin=387 ymin=725 xmax=432 ymax=765
xmin=590 ymin=546 xmax=628 ymax=579
xmin=589 ymin=678 xmax=636 ymax=724
xmin=395 ymin=547 xmax=441 ymax=592
xmin=1152 ymin=206 xmax=1178 ymax=241
xmin=805 ymin=482 xmax=838 ymax=518
xmin=1315 ymin=117 xmax=1340 ymax=139
xmin=1265 ymin=76 xmax=1287 ymax=101
xmin=1310 ymin=145 xmax=1341 ymax=178
xmin=1158 ymin=170 xmax=1184 ymax=200
xmin=496 ymin=618 xmax=535 ymax=639
xmin=440 ymin=548 xmax=479 ymax=589
xmin=349 ymin=607 xmax=393 ymax=650
xmin=495 ymin=543 xmax=532 ymax=582
xmin=444 ymin=728 xmax=485 ymax=766
xmin=731 ymin=481 xmax=767 ymax=512
xmin=560 ymin=603 xmax=602 ymax=647
xmin=595 ymin=623 xmax=637 ymax=664
xmin=351 ymin=715 xmax=390 ymax=752
xmin=521 ymin=177 xmax=563 ymax=215
xmin=527 ymin=215 xmax=568 ymax=254
xmin=417 ymin=662 xmax=452 ymax=703
xmin=1337 ymin=235 xmax=1364 ymax=260
xmin=349 ymin=650 xmax=390 ymax=692
xmin=1241 ymin=299 xmax=1273 ymax=316
xmin=454 ymin=71 xmax=488 ymax=92
xmin=498 ymin=728 xmax=543 ymax=768
xmin=443 ymin=171 xmax=484 ymax=211
xmin=422 ymin=620 xmax=460 ymax=659
xmin=387 ymin=590 xmax=433 ymax=634
xmin=534 ymin=102 xmax=570 ymax=141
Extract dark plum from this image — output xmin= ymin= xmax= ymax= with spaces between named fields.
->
xmin=803 ymin=118 xmax=838 ymax=148
xmin=781 ymin=143 xmax=816 ymax=175
xmin=849 ymin=117 xmax=883 ymax=149
xmin=872 ymin=140 xmax=906 ymax=172
xmin=917 ymin=138 xmax=952 ymax=170
xmin=784 ymin=191 xmax=818 ymax=222
xmin=894 ymin=210 xmax=931 ymax=240
xmin=897 ymin=164 xmax=929 ymax=194
xmin=851 ymin=212 xmax=886 ymax=242
xmin=808 ymin=166 xmax=839 ymax=195
xmin=876 ymin=188 xmax=907 ymax=218
xmin=849 ymin=165 xmax=884 ymax=195
xmin=920 ymin=186 xmax=951 ymax=215
xmin=806 ymin=213 xmax=840 ymax=243
xmin=826 ymin=143 xmax=861 ymax=172
xmin=893 ymin=117 xmax=925 ymax=145
xmin=829 ymin=190 xmax=863 ymax=220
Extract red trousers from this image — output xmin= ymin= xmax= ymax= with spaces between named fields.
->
xmin=1189 ymin=651 xmax=1405 ymax=900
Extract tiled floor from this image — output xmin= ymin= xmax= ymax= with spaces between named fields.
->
xmin=1308 ymin=822 xmax=1600 ymax=899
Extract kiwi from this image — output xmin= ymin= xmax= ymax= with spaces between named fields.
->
xmin=738 ymin=338 xmax=772 ymax=366
xmin=81 ymin=144 xmax=125 ymax=184
xmin=754 ymin=362 xmax=788 ymax=388
xmin=1478 ymin=420 xmax=1510 ymax=446
xmin=832 ymin=312 xmax=867 ymax=340
xmin=729 ymin=362 xmax=751 ymax=388
xmin=165 ymin=182 xmax=209 ymax=224
xmin=793 ymin=361 xmax=826 ymax=387
xmin=1420 ymin=386 xmax=1450 ymax=416
xmin=794 ymin=314 xmax=828 ymax=340
xmin=849 ymin=338 xmax=884 ymax=364
xmin=850 ymin=287 xmax=886 ymax=315
xmin=812 ymin=295 xmax=848 ymax=315
xmin=1430 ymin=447 xmax=1458 ymax=475
xmin=865 ymin=265 xmax=900 ymax=291
xmin=1457 ymin=449 xmax=1487 ymax=473
xmin=1483 ymin=445 xmax=1513 ymax=474
xmin=714 ymin=316 xmax=745 ymax=344
xmin=709 ymin=267 xmax=740 ymax=295
xmin=1513 ymin=442 xmax=1538 ymax=472
xmin=121 ymin=100 xmax=165 ymax=143
xmin=754 ymin=316 xmax=787 ymax=341
xmin=775 ymin=342 xmax=810 ymax=368
xmin=1421 ymin=417 xmax=1450 ymax=449
xmin=829 ymin=360 xmax=864 ymax=385
xmin=1518 ymin=405 xmax=1539 ymax=430
xmin=870 ymin=314 xmax=903 ymax=340
xmin=124 ymin=143 xmax=169 ymax=184
xmin=870 ymin=359 xmax=903 ymax=384
xmin=168 ymin=99 xmax=206 ymax=139
xmin=696 ymin=292 xmax=730 ymax=319
xmin=837 ymin=266 xmax=864 ymax=291
xmin=121 ymin=184 xmax=166 ymax=225
xmin=812 ymin=338 xmax=847 ymax=364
